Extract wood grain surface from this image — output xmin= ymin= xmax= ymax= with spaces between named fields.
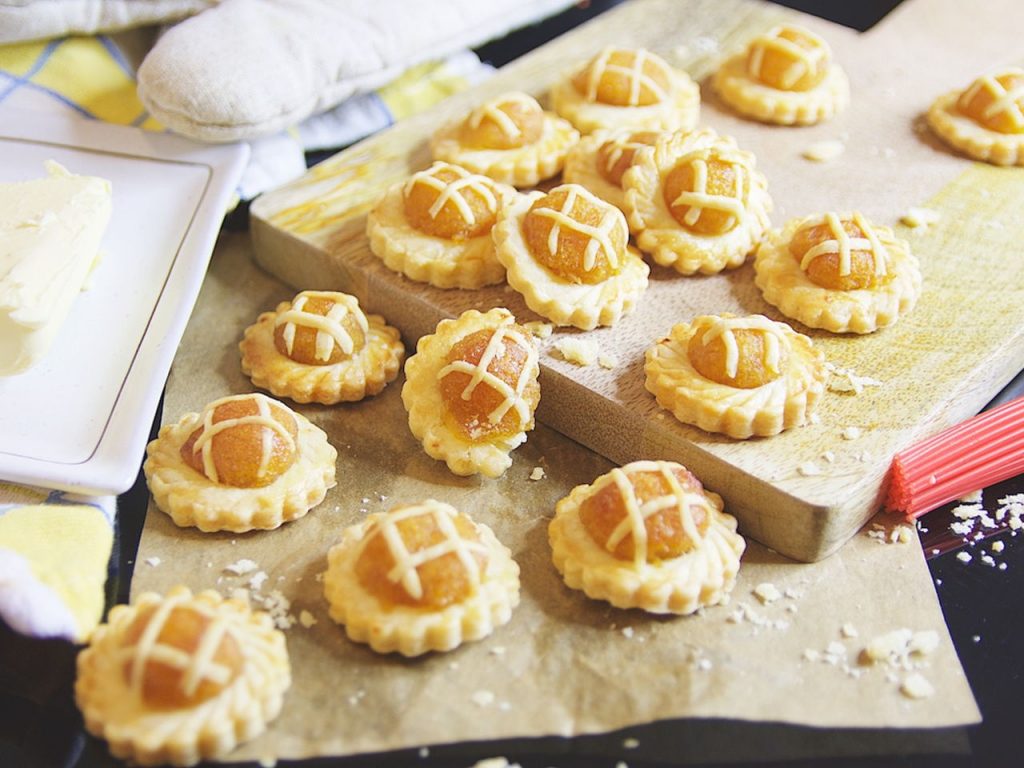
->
xmin=250 ymin=0 xmax=1024 ymax=561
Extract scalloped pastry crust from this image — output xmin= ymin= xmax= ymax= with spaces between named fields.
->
xmin=549 ymin=461 xmax=745 ymax=614
xmin=240 ymin=297 xmax=404 ymax=404
xmin=644 ymin=316 xmax=826 ymax=438
xmin=927 ymin=90 xmax=1024 ymax=167
xmin=430 ymin=109 xmax=579 ymax=188
xmin=550 ymin=64 xmax=699 ymax=134
xmin=75 ymin=586 xmax=290 ymax=767
xmin=143 ymin=400 xmax=337 ymax=532
xmin=365 ymin=175 xmax=518 ymax=288
xmin=754 ymin=214 xmax=923 ymax=334
xmin=323 ymin=501 xmax=520 ymax=657
xmin=493 ymin=190 xmax=649 ymax=330
xmin=402 ymin=308 xmax=540 ymax=478
xmin=623 ymin=129 xmax=772 ymax=275
xmin=712 ymin=51 xmax=849 ymax=126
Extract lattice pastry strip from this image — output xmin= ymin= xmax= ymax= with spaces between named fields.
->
xmin=581 ymin=47 xmax=671 ymax=106
xmin=747 ymin=27 xmax=828 ymax=90
xmin=435 ymin=323 xmax=539 ymax=428
xmin=668 ymin=149 xmax=751 ymax=231
xmin=533 ymin=184 xmax=622 ymax=272
xmin=698 ymin=314 xmax=784 ymax=380
xmin=961 ymin=73 xmax=1024 ymax=132
xmin=549 ymin=461 xmax=745 ymax=614
xmin=799 ymin=212 xmax=888 ymax=278
xmin=402 ymin=163 xmax=500 ymax=229
xmin=191 ymin=394 xmax=295 ymax=485
xmin=276 ymin=290 xmax=368 ymax=362
xmin=324 ymin=500 xmax=521 ymax=656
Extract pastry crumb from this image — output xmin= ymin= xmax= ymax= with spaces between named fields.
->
xmin=841 ymin=426 xmax=862 ymax=440
xmin=523 ymin=321 xmax=553 ymax=338
xmin=469 ymin=758 xmax=519 ymax=768
xmin=798 ymin=461 xmax=822 ymax=477
xmin=299 ymin=610 xmax=317 ymax=628
xmin=802 ymin=139 xmax=845 ymax=162
xmin=471 ymin=690 xmax=495 ymax=707
xmin=555 ymin=337 xmax=599 ymax=366
xmin=900 ymin=673 xmax=935 ymax=699
xmin=753 ymin=582 xmax=781 ymax=604
xmin=826 ymin=362 xmax=883 ymax=394
xmin=418 ymin=746 xmax=429 ymax=758
xmin=841 ymin=622 xmax=859 ymax=639
xmin=223 ymin=558 xmax=259 ymax=576
xmin=621 ymin=626 xmax=635 ymax=639
xmin=900 ymin=207 xmax=941 ymax=229
xmin=623 ymin=737 xmax=640 ymax=749
xmin=529 ymin=466 xmax=546 ymax=481
xmin=992 ymin=540 xmax=1005 ymax=553
xmin=144 ymin=556 xmax=161 ymax=567
xmin=489 ymin=645 xmax=506 ymax=656
xmin=956 ymin=551 xmax=972 ymax=563
xmin=258 ymin=756 xmax=278 ymax=768
xmin=598 ymin=352 xmax=619 ymax=369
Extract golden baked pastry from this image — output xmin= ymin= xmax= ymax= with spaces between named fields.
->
xmin=713 ymin=23 xmax=849 ymax=125
xmin=240 ymin=290 xmax=404 ymax=404
xmin=144 ymin=392 xmax=337 ymax=532
xmin=927 ymin=67 xmax=1024 ymax=166
xmin=75 ymin=586 xmax=290 ymax=767
xmin=430 ymin=91 xmax=579 ymax=187
xmin=754 ymin=211 xmax=923 ymax=333
xmin=493 ymin=182 xmax=649 ymax=329
xmin=623 ymin=128 xmax=772 ymax=274
xmin=551 ymin=46 xmax=700 ymax=134
xmin=562 ymin=128 xmax=661 ymax=212
xmin=365 ymin=161 xmax=519 ymax=288
xmin=402 ymin=308 xmax=540 ymax=478
xmin=644 ymin=314 xmax=826 ymax=439
xmin=549 ymin=460 xmax=745 ymax=614
xmin=323 ymin=499 xmax=520 ymax=656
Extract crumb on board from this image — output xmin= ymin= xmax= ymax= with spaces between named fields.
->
xmin=753 ymin=582 xmax=781 ymax=604
xmin=471 ymin=690 xmax=496 ymax=708
xmin=798 ymin=461 xmax=822 ymax=477
xmin=598 ymin=352 xmax=619 ymax=369
xmin=900 ymin=673 xmax=935 ymax=699
xmin=223 ymin=558 xmax=259 ymax=576
xmin=555 ymin=337 xmax=599 ymax=366
xmin=144 ymin=556 xmax=161 ymax=567
xmin=841 ymin=426 xmax=863 ymax=440
xmin=802 ymin=139 xmax=845 ymax=162
xmin=825 ymin=362 xmax=883 ymax=394
xmin=299 ymin=610 xmax=317 ymax=628
xmin=529 ymin=466 xmax=546 ymax=481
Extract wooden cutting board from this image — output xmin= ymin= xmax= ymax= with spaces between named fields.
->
xmin=249 ymin=0 xmax=1024 ymax=562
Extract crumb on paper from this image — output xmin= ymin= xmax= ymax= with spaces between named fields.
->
xmin=753 ymin=582 xmax=781 ymax=604
xmin=471 ymin=690 xmax=496 ymax=708
xmin=802 ymin=139 xmax=845 ymax=162
xmin=623 ymin=737 xmax=640 ymax=749
xmin=144 ymin=556 xmax=161 ymax=567
xmin=299 ymin=610 xmax=317 ymax=628
xmin=223 ymin=558 xmax=259 ymax=576
xmin=900 ymin=206 xmax=941 ymax=229
xmin=249 ymin=570 xmax=269 ymax=591
xmin=822 ymin=450 xmax=836 ymax=464
xmin=489 ymin=645 xmax=506 ymax=656
xmin=621 ymin=626 xmax=635 ymax=639
xmin=862 ymin=628 xmax=938 ymax=668
xmin=841 ymin=426 xmax=862 ymax=440
xmin=523 ymin=321 xmax=553 ymax=339
xmin=841 ymin=623 xmax=859 ymax=639
xmin=529 ymin=466 xmax=546 ymax=481
xmin=900 ymin=673 xmax=935 ymax=699
xmin=598 ymin=352 xmax=619 ymax=369
xmin=555 ymin=337 xmax=599 ymax=366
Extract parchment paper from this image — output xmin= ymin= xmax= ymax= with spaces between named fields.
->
xmin=130 ymin=231 xmax=979 ymax=764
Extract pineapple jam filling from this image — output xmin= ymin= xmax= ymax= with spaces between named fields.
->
xmin=354 ymin=507 xmax=489 ymax=610
xmin=180 ymin=394 xmax=299 ymax=488
xmin=402 ymin=162 xmax=501 ymax=240
xmin=461 ymin=92 xmax=544 ymax=150
xmin=596 ymin=130 xmax=660 ymax=186
xmin=522 ymin=184 xmax=627 ymax=284
xmin=957 ymin=70 xmax=1024 ymax=134
xmin=662 ymin=151 xmax=748 ymax=236
xmin=578 ymin=463 xmax=711 ymax=563
xmin=687 ymin=315 xmax=786 ymax=389
xmin=272 ymin=291 xmax=368 ymax=366
xmin=438 ymin=327 xmax=540 ymax=442
xmin=572 ymin=47 xmax=672 ymax=106
xmin=121 ymin=604 xmax=244 ymax=710
xmin=747 ymin=24 xmax=830 ymax=92
xmin=788 ymin=212 xmax=891 ymax=291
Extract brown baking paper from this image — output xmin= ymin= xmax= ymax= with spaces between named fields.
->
xmin=129 ymin=232 xmax=979 ymax=764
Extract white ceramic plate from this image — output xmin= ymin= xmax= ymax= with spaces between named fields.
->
xmin=0 ymin=110 xmax=249 ymax=495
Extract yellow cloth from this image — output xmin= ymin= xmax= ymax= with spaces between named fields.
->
xmin=0 ymin=496 xmax=114 ymax=643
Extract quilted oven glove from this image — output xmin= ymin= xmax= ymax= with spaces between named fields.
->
xmin=2 ymin=0 xmax=576 ymax=143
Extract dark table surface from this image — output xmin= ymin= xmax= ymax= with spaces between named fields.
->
xmin=2 ymin=1 xmax=1022 ymax=767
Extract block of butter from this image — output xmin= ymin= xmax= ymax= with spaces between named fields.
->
xmin=0 ymin=161 xmax=112 ymax=376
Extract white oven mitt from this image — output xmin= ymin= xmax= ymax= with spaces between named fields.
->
xmin=135 ymin=0 xmax=575 ymax=142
